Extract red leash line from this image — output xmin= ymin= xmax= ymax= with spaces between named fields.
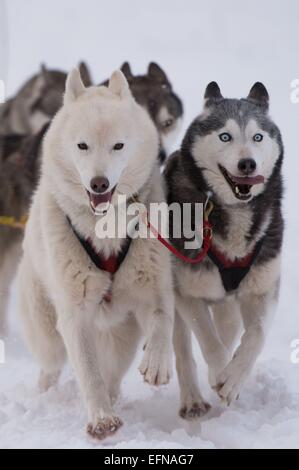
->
xmin=136 ymin=197 xmax=214 ymax=265
xmin=146 ymin=218 xmax=213 ymax=265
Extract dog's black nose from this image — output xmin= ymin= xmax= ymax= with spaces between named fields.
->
xmin=90 ymin=176 xmax=109 ymax=193
xmin=238 ymin=158 xmax=257 ymax=175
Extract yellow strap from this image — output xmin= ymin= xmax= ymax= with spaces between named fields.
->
xmin=0 ymin=215 xmax=28 ymax=229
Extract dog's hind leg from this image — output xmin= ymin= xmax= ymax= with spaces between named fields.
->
xmin=212 ymin=298 xmax=243 ymax=357
xmin=17 ymin=257 xmax=66 ymax=391
xmin=0 ymin=263 xmax=10 ymax=336
xmin=0 ymin=240 xmax=23 ymax=336
xmin=173 ymin=311 xmax=211 ymax=420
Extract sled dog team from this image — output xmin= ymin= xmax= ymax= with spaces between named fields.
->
xmin=0 ymin=63 xmax=283 ymax=440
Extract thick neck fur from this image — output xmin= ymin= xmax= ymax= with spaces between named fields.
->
xmin=166 ymin=148 xmax=283 ymax=262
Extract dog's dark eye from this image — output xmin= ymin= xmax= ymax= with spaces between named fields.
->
xmin=113 ymin=143 xmax=124 ymax=151
xmin=78 ymin=142 xmax=89 ymax=150
xmin=148 ymin=99 xmax=156 ymax=109
xmin=253 ymin=133 xmax=263 ymax=142
xmin=219 ymin=133 xmax=232 ymax=142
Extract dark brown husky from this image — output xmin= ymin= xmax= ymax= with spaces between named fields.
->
xmin=0 ymin=63 xmax=92 ymax=334
xmin=0 ymin=62 xmax=92 ymax=135
xmin=0 ymin=126 xmax=48 ymax=334
xmin=103 ymin=62 xmax=183 ymax=163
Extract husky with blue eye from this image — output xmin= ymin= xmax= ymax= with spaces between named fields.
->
xmin=164 ymin=82 xmax=284 ymax=418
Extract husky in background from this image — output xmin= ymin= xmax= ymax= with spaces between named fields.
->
xmin=0 ymin=62 xmax=92 ymax=334
xmin=0 ymin=62 xmax=92 ymax=135
xmin=103 ymin=62 xmax=183 ymax=163
xmin=165 ymin=82 xmax=284 ymax=418
xmin=0 ymin=125 xmax=47 ymax=334
xmin=17 ymin=69 xmax=174 ymax=440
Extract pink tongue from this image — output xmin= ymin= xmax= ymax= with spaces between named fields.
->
xmin=90 ymin=191 xmax=112 ymax=208
xmin=231 ymin=175 xmax=265 ymax=185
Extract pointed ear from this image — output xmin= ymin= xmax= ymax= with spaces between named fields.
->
xmin=64 ymin=68 xmax=86 ymax=105
xmin=40 ymin=63 xmax=48 ymax=76
xmin=120 ymin=62 xmax=133 ymax=81
xmin=247 ymin=82 xmax=269 ymax=111
xmin=78 ymin=61 xmax=92 ymax=87
xmin=29 ymin=67 xmax=48 ymax=109
xmin=204 ymin=82 xmax=223 ymax=106
xmin=148 ymin=62 xmax=169 ymax=86
xmin=109 ymin=70 xmax=130 ymax=98
xmin=36 ymin=63 xmax=48 ymax=87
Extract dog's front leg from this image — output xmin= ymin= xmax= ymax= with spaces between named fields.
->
xmin=138 ymin=303 xmax=174 ymax=386
xmin=176 ymin=293 xmax=230 ymax=388
xmin=57 ymin=308 xmax=122 ymax=440
xmin=215 ymin=289 xmax=277 ymax=405
xmin=134 ymin=239 xmax=174 ymax=386
xmin=173 ymin=311 xmax=211 ymax=420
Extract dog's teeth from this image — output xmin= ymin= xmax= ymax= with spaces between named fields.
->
xmin=235 ymin=186 xmax=240 ymax=194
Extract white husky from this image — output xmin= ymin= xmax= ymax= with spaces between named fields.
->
xmin=17 ymin=69 xmax=174 ymax=440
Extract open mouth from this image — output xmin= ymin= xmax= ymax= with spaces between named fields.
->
xmin=87 ymin=186 xmax=116 ymax=214
xmin=219 ymin=165 xmax=265 ymax=201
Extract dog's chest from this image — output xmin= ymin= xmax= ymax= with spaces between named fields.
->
xmin=175 ymin=249 xmax=281 ymax=302
xmin=94 ymin=238 xmax=160 ymax=328
xmin=175 ymin=262 xmax=226 ymax=302
xmin=113 ymin=238 xmax=159 ymax=297
xmin=213 ymin=206 xmax=254 ymax=259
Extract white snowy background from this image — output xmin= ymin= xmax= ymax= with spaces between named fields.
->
xmin=0 ymin=0 xmax=299 ymax=449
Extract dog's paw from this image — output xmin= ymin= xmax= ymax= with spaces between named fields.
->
xmin=180 ymin=401 xmax=211 ymax=421
xmin=213 ymin=361 xmax=246 ymax=406
xmin=38 ymin=370 xmax=60 ymax=393
xmin=139 ymin=344 xmax=172 ymax=386
xmin=87 ymin=415 xmax=123 ymax=441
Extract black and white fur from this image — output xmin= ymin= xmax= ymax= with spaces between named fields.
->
xmin=165 ymin=82 xmax=284 ymax=418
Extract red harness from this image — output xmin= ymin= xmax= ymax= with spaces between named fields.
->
xmin=145 ymin=201 xmax=264 ymax=292
xmin=68 ymin=199 xmax=263 ymax=296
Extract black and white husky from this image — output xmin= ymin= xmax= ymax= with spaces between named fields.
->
xmin=165 ymin=82 xmax=284 ymax=418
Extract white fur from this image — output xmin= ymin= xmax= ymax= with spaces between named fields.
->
xmin=17 ymin=69 xmax=174 ymax=440
xmin=175 ymin=253 xmax=281 ymax=410
xmin=158 ymin=106 xmax=182 ymax=154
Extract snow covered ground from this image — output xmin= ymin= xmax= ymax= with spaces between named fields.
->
xmin=1 ymin=0 xmax=299 ymax=449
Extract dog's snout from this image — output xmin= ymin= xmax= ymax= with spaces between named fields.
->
xmin=238 ymin=158 xmax=257 ymax=175
xmin=90 ymin=176 xmax=109 ymax=194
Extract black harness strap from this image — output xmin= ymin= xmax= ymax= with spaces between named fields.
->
xmin=67 ymin=217 xmax=133 ymax=274
xmin=208 ymin=238 xmax=265 ymax=293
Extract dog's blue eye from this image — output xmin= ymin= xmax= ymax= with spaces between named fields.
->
xmin=253 ymin=133 xmax=263 ymax=142
xmin=219 ymin=133 xmax=232 ymax=142
xmin=114 ymin=143 xmax=124 ymax=151
xmin=78 ymin=142 xmax=88 ymax=150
